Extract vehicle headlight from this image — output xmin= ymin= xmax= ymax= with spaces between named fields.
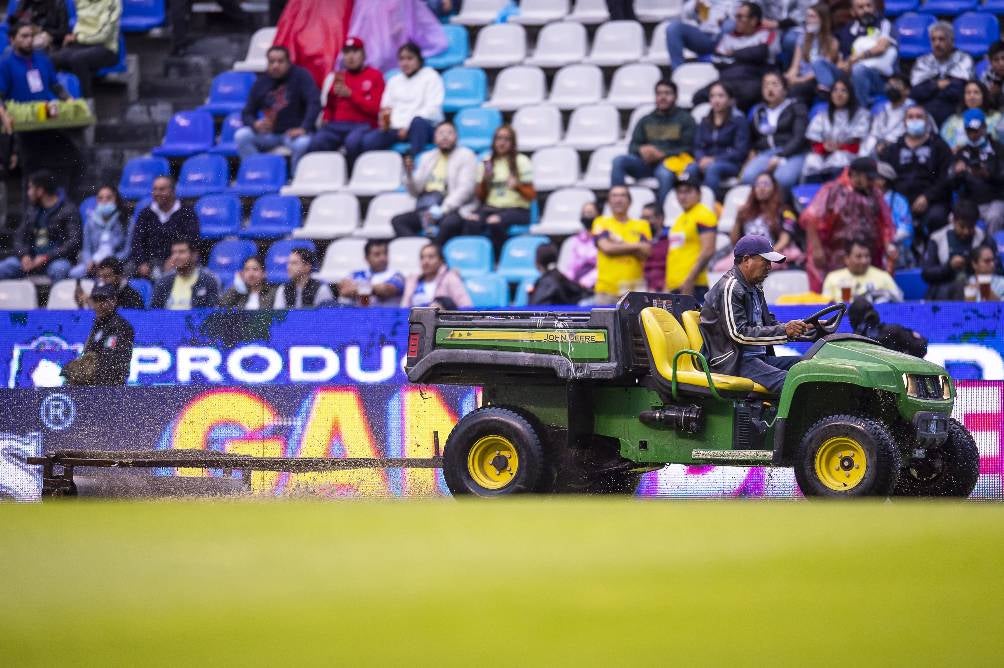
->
xmin=903 ymin=374 xmax=951 ymax=399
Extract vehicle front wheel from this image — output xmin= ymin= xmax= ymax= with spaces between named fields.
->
xmin=442 ymin=406 xmax=545 ymax=497
xmin=795 ymin=414 xmax=901 ymax=498
xmin=895 ymin=418 xmax=979 ymax=498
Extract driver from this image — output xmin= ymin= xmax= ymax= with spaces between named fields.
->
xmin=699 ymin=235 xmax=810 ymax=393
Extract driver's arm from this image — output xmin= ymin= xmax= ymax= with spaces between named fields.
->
xmin=722 ymin=278 xmax=788 ymax=346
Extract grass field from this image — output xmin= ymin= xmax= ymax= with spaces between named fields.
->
xmin=2 ymin=499 xmax=1003 ymax=666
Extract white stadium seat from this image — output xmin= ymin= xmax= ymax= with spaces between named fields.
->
xmin=317 ymin=237 xmax=368 ymax=282
xmin=604 ymin=186 xmax=655 ymax=220
xmin=577 ymin=144 xmax=624 ymax=189
xmin=531 ymin=146 xmax=580 ymax=191
xmin=763 ymin=270 xmax=810 ymax=304
xmin=346 ymin=151 xmax=403 ymax=196
xmin=672 ymin=62 xmax=718 ymax=108
xmin=663 ymin=185 xmax=717 ymax=221
xmin=465 ymin=23 xmax=527 ymax=68
xmin=0 ymin=279 xmax=37 ymax=309
xmin=355 ymin=192 xmax=415 ymax=238
xmin=586 ymin=21 xmax=644 ymax=66
xmin=532 ymin=187 xmax=597 ymax=235
xmin=485 ymin=65 xmax=546 ymax=111
xmin=233 ymin=27 xmax=276 ymax=72
xmin=47 ymin=279 xmax=93 ymax=310
xmin=690 ymin=102 xmax=712 ymax=124
xmin=281 ymin=152 xmax=346 ymax=196
xmin=625 ymin=104 xmax=655 ymax=141
xmin=643 ymin=20 xmax=670 ymax=65
xmin=511 ymin=0 xmax=569 ymax=25
xmin=635 ymin=0 xmax=683 ymax=22
xmin=564 ymin=0 xmax=609 ymax=24
xmin=608 ymin=63 xmax=662 ymax=109
xmin=512 ymin=104 xmax=563 ymax=152
xmin=389 ymin=237 xmax=431 ymax=277
xmin=525 ymin=21 xmax=588 ymax=67
xmin=548 ymin=64 xmax=603 ymax=110
xmin=562 ymin=104 xmax=620 ymax=150
xmin=718 ymin=185 xmax=751 ymax=235
xmin=451 ymin=0 xmax=508 ymax=26
xmin=294 ymin=193 xmax=361 ymax=239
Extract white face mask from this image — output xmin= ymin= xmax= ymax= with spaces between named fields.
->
xmin=805 ymin=22 xmax=820 ymax=34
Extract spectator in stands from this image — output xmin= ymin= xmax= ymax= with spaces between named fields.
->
xmin=274 ymin=247 xmax=335 ymax=308
xmin=0 ymin=169 xmax=79 ymax=281
xmin=130 ymin=176 xmax=199 ymax=279
xmin=236 ymin=46 xmax=320 ymax=171
xmin=879 ymin=105 xmax=953 ymax=240
xmin=591 ymin=185 xmax=651 ymax=305
xmin=74 ymin=256 xmax=145 ymax=309
xmin=664 ymin=0 xmax=737 ymax=69
xmin=664 ymin=171 xmax=717 ymax=298
xmin=8 ymin=1 xmax=69 ymax=50
xmin=643 ymin=202 xmax=668 ymax=291
xmin=951 ymin=109 xmax=1004 ymax=236
xmin=728 ymin=172 xmax=801 ymax=264
xmin=692 ymin=81 xmax=749 ymax=196
xmin=611 ymin=80 xmax=695 ymax=209
xmin=220 ymin=256 xmax=278 ymax=309
xmin=860 ymin=73 xmax=913 ymax=156
xmin=875 ymin=161 xmax=914 ymax=269
xmin=400 ymin=242 xmax=471 ymax=308
xmin=561 ymin=201 xmax=598 ymax=292
xmin=800 ymin=157 xmax=894 ymax=291
xmin=836 ymin=0 xmax=897 ymax=107
xmin=981 ymin=41 xmax=1004 ymax=108
xmin=965 ymin=245 xmax=1004 ymax=301
xmin=741 ymin=71 xmax=808 ymax=191
xmin=909 ymin=22 xmax=972 ymax=128
xmin=467 ymin=125 xmax=535 ymax=257
xmin=784 ymin=2 xmax=841 ymax=104
xmin=70 ymin=184 xmax=129 ymax=279
xmin=337 ymin=239 xmax=405 ymax=307
xmin=940 ymin=80 xmax=1002 ymax=151
xmin=150 ymin=238 xmax=219 ymax=309
xmin=50 ymin=0 xmax=121 ymax=99
xmin=0 ymin=22 xmax=69 ymax=115
xmin=360 ymin=42 xmax=443 ymax=157
xmin=822 ymin=237 xmax=902 ymax=303
xmin=391 ymin=120 xmax=477 ymax=246
xmin=699 ymin=1 xmax=777 ymax=112
xmin=922 ymin=199 xmax=989 ymax=300
xmin=347 ymin=0 xmax=447 ymax=74
xmin=762 ymin=0 xmax=814 ymax=67
xmin=530 ymin=244 xmax=586 ymax=306
xmin=801 ymin=77 xmax=870 ymax=182
xmin=306 ymin=37 xmax=384 ymax=164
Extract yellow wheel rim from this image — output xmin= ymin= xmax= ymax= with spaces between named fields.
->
xmin=467 ymin=435 xmax=519 ymax=490
xmin=814 ymin=436 xmax=868 ymax=492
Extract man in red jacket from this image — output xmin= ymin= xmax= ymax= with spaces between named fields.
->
xmin=306 ymin=37 xmax=384 ymax=163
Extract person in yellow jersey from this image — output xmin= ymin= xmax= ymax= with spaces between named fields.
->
xmin=664 ymin=170 xmax=718 ymax=300
xmin=591 ymin=185 xmax=652 ymax=305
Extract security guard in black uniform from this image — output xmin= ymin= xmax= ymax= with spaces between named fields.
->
xmin=64 ymin=283 xmax=135 ymax=386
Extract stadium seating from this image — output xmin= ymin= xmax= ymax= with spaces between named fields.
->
xmin=356 ymin=192 xmax=415 ymax=238
xmin=346 ymin=151 xmax=403 ymax=196
xmin=195 ymin=194 xmax=242 ymax=239
xmin=763 ymin=270 xmax=810 ymax=304
xmin=152 ymin=109 xmax=215 ymax=158
xmin=230 ymin=154 xmax=288 ymax=197
xmin=486 ymin=66 xmax=547 ymax=111
xmin=511 ymin=277 xmax=535 ymax=306
xmin=643 ymin=20 xmax=671 ymax=65
xmin=120 ymin=0 xmax=166 ymax=32
xmin=608 ymin=63 xmax=663 ymax=109
xmin=918 ymin=0 xmax=979 ymax=15
xmin=317 ymin=237 xmax=368 ymax=282
xmin=389 ymin=236 xmax=431 ymax=277
xmin=718 ymin=185 xmax=751 ymax=235
xmin=118 ymin=156 xmax=170 ymax=200
xmin=442 ymin=67 xmax=488 ymax=113
xmin=176 ymin=153 xmax=229 ymax=199
xmin=455 ymin=107 xmax=503 ymax=153
xmin=496 ymin=235 xmax=549 ymax=283
xmin=294 ymin=193 xmax=361 ymax=239
xmin=47 ymin=279 xmax=91 ymax=310
xmin=128 ymin=279 xmax=153 ymax=307
xmin=208 ymin=239 xmax=257 ymax=288
xmin=578 ymin=144 xmax=623 ymax=189
xmin=465 ymin=23 xmax=527 ymax=68
xmin=792 ymin=183 xmax=821 ymax=212
xmin=240 ymin=195 xmax=302 ymax=239
xmin=566 ymin=0 xmax=609 ymax=23
xmin=234 ymin=27 xmax=277 ymax=72
xmin=426 ymin=25 xmax=470 ymax=70
xmin=465 ymin=273 xmax=509 ymax=308
xmin=548 ymin=64 xmax=604 ymax=110
xmin=808 ymin=101 xmax=828 ymax=122
xmin=96 ymin=33 xmax=128 ymax=78
xmin=984 ymin=0 xmax=1004 ymax=14
xmin=525 ymin=22 xmax=588 ymax=67
xmin=444 ymin=236 xmax=493 ymax=278
xmin=512 ymin=105 xmax=563 ymax=151
xmin=586 ymin=21 xmax=645 ymax=66
xmin=672 ymin=63 xmax=718 ymax=108
xmin=953 ymin=12 xmax=999 ymax=57
xmin=200 ymin=71 xmax=256 ymax=116
xmin=79 ymin=196 xmax=96 ymax=221
xmin=635 ymin=0 xmax=682 ymax=21
xmin=562 ymin=104 xmax=620 ymax=150
xmin=451 ymin=0 xmax=508 ymax=26
xmin=280 ymin=152 xmax=347 ymax=197
xmin=265 ymin=239 xmax=316 ymax=283
xmin=895 ymin=13 xmax=936 ymax=59
xmin=663 ymin=186 xmax=714 ymax=221
xmin=531 ymin=146 xmax=580 ymax=191
xmin=512 ymin=0 xmax=570 ymax=25
xmin=57 ymin=72 xmax=82 ymax=98
xmin=210 ymin=112 xmax=244 ymax=157
xmin=884 ymin=0 xmax=921 ymax=16
xmin=533 ymin=187 xmax=596 ymax=235
xmin=625 ymin=103 xmax=656 ymax=141
xmin=0 ymin=280 xmax=37 ymax=309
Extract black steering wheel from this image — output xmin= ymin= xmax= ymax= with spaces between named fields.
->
xmin=794 ymin=303 xmax=846 ymax=342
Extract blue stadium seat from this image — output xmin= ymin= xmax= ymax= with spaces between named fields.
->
xmin=121 ymin=0 xmax=166 ymax=32
xmin=210 ymin=112 xmax=244 ymax=157
xmin=199 ymin=71 xmax=256 ymax=116
xmin=131 ymin=196 xmax=152 ymax=226
xmin=464 ymin=273 xmax=509 ymax=308
xmin=195 ymin=193 xmax=242 ymax=239
xmin=884 ymin=0 xmax=920 ymax=16
xmin=511 ymin=277 xmax=535 ymax=306
xmin=176 ymin=153 xmax=230 ymax=199
xmin=152 ymin=109 xmax=215 ymax=158
xmin=895 ymin=269 xmax=928 ymax=300
xmin=870 ymin=96 xmax=889 ymax=114
xmin=127 ymin=278 xmax=153 ymax=307
xmin=240 ymin=195 xmax=302 ymax=239
xmin=442 ymin=67 xmax=488 ymax=113
xmin=895 ymin=13 xmax=936 ymax=59
xmin=994 ymin=230 xmax=1004 ymax=254
xmin=455 ymin=107 xmax=503 ymax=153
xmin=118 ymin=156 xmax=170 ymax=201
xmin=808 ymin=101 xmax=827 ymax=122
xmin=953 ymin=12 xmax=999 ymax=57
xmin=975 ymin=56 xmax=989 ymax=79
xmin=208 ymin=239 xmax=257 ymax=288
xmin=265 ymin=239 xmax=316 ymax=284
xmin=79 ymin=195 xmax=96 ymax=221
xmin=229 ymin=154 xmax=288 ymax=197
xmin=444 ymin=236 xmax=493 ymax=277
xmin=495 ymin=235 xmax=549 ymax=283
xmin=425 ymin=24 xmax=470 ymax=70
xmin=791 ymin=183 xmax=821 ymax=212
xmin=97 ymin=34 xmax=128 ymax=77
xmin=919 ymin=0 xmax=978 ymax=15
xmin=57 ymin=72 xmax=81 ymax=98
xmin=983 ymin=0 xmax=1004 ymax=14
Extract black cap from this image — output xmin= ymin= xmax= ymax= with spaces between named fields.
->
xmin=674 ymin=169 xmax=702 ymax=190
xmin=849 ymin=157 xmax=878 ymax=177
xmin=90 ymin=283 xmax=118 ymax=301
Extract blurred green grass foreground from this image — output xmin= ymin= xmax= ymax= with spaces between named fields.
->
xmin=1 ymin=500 xmax=1002 ymax=666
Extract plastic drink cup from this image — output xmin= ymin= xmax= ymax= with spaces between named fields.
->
xmin=840 ymin=282 xmax=853 ymax=302
xmin=978 ymin=274 xmax=993 ymax=301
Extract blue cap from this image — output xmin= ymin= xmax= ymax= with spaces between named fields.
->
xmin=734 ymin=234 xmax=786 ymax=262
xmin=964 ymin=108 xmax=986 ymax=130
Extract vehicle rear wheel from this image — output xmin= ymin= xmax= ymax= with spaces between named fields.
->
xmin=895 ymin=418 xmax=979 ymax=498
xmin=795 ymin=414 xmax=901 ymax=498
xmin=443 ymin=406 xmax=545 ymax=497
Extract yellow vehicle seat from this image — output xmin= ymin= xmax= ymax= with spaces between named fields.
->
xmin=640 ymin=307 xmax=770 ymax=395
xmin=680 ymin=310 xmax=704 ymax=351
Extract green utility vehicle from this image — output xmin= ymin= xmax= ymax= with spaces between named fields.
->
xmin=406 ymin=293 xmax=979 ymax=498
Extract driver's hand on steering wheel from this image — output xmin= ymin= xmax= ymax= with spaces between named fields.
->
xmin=785 ymin=320 xmax=810 ymax=339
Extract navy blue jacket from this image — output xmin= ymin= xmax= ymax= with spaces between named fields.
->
xmin=693 ymin=110 xmax=750 ymax=166
xmin=242 ymin=65 xmax=321 ymax=134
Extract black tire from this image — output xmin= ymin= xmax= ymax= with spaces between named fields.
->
xmin=895 ymin=418 xmax=980 ymax=498
xmin=794 ymin=414 xmax=901 ymax=498
xmin=442 ymin=406 xmax=546 ymax=497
